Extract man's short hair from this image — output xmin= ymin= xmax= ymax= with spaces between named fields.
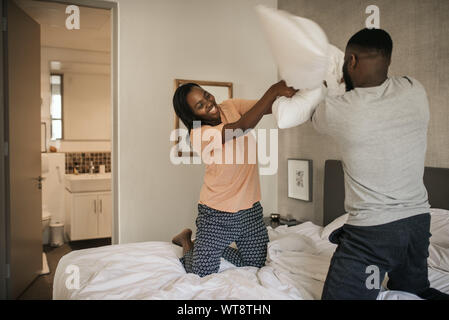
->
xmin=347 ymin=28 xmax=393 ymax=58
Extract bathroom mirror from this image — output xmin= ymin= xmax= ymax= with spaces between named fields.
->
xmin=47 ymin=55 xmax=111 ymax=142
xmin=173 ymin=79 xmax=233 ymax=157
xmin=62 ymin=69 xmax=111 ymax=141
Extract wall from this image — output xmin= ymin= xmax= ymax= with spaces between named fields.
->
xmin=41 ymin=46 xmax=111 ymax=152
xmin=111 ymin=0 xmax=279 ymax=243
xmin=277 ymin=0 xmax=449 ymax=225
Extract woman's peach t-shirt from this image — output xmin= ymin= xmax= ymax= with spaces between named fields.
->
xmin=190 ymin=99 xmax=261 ymax=213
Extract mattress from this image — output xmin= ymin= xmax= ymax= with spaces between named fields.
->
xmin=53 ymin=210 xmax=449 ymax=300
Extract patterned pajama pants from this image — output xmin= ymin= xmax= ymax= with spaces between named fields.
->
xmin=180 ymin=201 xmax=269 ymax=277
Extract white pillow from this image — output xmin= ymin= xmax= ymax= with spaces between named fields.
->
xmin=272 ymin=86 xmax=325 ymax=129
xmin=321 ymin=213 xmax=348 ymax=240
xmin=428 ymin=208 xmax=449 ymax=272
xmin=271 ymin=44 xmax=346 ymax=129
xmin=255 ymin=5 xmax=330 ymax=90
xmin=430 ymin=208 xmax=449 ymax=246
xmin=428 ymin=243 xmax=449 ymax=273
xmin=325 ymin=44 xmax=346 ymax=96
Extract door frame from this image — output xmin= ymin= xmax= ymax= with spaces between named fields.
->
xmin=0 ymin=0 xmax=119 ymax=299
xmin=39 ymin=0 xmax=119 ymax=244
xmin=1 ymin=0 xmax=8 ymax=301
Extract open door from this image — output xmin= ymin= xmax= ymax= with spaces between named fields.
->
xmin=6 ymin=0 xmax=42 ymax=299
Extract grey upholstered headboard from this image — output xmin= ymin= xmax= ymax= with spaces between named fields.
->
xmin=323 ymin=160 xmax=346 ymax=226
xmin=323 ymin=160 xmax=449 ymax=226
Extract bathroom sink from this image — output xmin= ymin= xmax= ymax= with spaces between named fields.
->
xmin=65 ymin=173 xmax=112 ymax=192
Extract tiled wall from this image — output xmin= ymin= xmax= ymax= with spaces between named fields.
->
xmin=65 ymin=152 xmax=111 ymax=174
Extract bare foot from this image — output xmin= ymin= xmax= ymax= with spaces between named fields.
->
xmin=172 ymin=228 xmax=193 ymax=253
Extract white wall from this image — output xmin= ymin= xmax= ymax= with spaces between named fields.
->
xmin=41 ymin=47 xmax=112 ymax=152
xmin=112 ymin=0 xmax=279 ymax=243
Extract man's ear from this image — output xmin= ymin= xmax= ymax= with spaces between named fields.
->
xmin=349 ymin=54 xmax=357 ymax=70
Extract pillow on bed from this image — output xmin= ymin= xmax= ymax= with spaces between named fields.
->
xmin=428 ymin=208 xmax=449 ymax=272
xmin=320 ymin=213 xmax=348 ymax=240
xmin=428 ymin=243 xmax=449 ymax=272
xmin=430 ymin=208 xmax=449 ymax=245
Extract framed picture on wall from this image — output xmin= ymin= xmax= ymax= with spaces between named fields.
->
xmin=288 ymin=159 xmax=313 ymax=202
xmin=173 ymin=79 xmax=233 ymax=157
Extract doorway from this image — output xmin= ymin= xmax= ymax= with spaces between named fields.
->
xmin=1 ymin=0 xmax=118 ymax=299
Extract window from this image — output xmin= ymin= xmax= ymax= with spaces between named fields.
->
xmin=50 ymin=74 xmax=63 ymax=140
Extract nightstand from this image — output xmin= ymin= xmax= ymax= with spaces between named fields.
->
xmin=263 ymin=214 xmax=303 ymax=228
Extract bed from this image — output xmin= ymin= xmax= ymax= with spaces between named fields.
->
xmin=53 ymin=160 xmax=449 ymax=300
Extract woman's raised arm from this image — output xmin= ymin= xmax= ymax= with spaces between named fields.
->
xmin=221 ymin=80 xmax=297 ymax=143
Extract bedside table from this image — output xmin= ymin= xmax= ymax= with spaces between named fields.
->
xmin=263 ymin=215 xmax=303 ymax=228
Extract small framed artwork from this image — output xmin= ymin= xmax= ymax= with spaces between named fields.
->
xmin=288 ymin=159 xmax=313 ymax=202
xmin=173 ymin=79 xmax=233 ymax=157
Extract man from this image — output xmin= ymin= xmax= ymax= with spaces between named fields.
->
xmin=310 ymin=28 xmax=448 ymax=300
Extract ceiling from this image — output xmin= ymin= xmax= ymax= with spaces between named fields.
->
xmin=15 ymin=0 xmax=111 ymax=52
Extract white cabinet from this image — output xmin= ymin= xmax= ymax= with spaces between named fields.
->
xmin=65 ymin=190 xmax=112 ymax=241
xmin=97 ymin=193 xmax=112 ymax=238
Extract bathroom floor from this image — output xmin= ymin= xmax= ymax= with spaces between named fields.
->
xmin=17 ymin=238 xmax=111 ymax=300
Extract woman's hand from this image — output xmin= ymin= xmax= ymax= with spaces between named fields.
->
xmin=221 ymin=80 xmax=296 ymax=143
xmin=270 ymin=80 xmax=298 ymax=98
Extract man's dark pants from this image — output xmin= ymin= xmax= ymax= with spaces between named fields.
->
xmin=321 ymin=213 xmax=449 ymax=300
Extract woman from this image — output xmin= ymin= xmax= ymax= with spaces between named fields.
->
xmin=172 ymin=80 xmax=296 ymax=277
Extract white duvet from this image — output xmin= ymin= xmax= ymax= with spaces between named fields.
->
xmin=53 ymin=210 xmax=449 ymax=300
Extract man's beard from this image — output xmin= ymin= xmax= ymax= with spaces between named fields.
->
xmin=343 ymin=61 xmax=354 ymax=92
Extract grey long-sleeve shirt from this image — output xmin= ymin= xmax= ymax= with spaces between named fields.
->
xmin=312 ymin=76 xmax=430 ymax=226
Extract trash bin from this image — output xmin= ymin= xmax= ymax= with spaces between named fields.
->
xmin=50 ymin=222 xmax=65 ymax=247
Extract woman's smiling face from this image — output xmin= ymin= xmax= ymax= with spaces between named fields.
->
xmin=186 ymin=86 xmax=221 ymax=124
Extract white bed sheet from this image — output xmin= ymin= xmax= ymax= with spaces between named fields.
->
xmin=53 ymin=219 xmax=449 ymax=300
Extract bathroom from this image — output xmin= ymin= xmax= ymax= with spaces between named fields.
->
xmin=16 ymin=0 xmax=113 ymax=279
